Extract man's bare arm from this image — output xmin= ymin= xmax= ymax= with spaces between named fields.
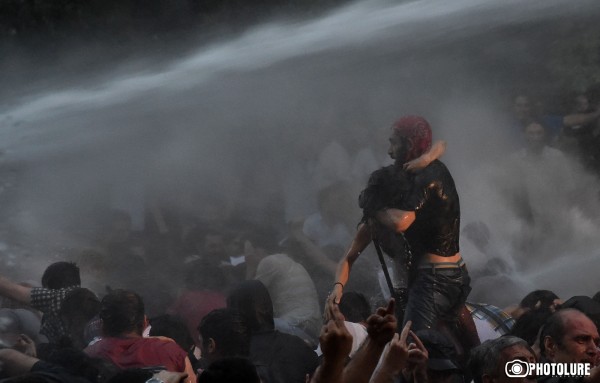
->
xmin=330 ymin=223 xmax=372 ymax=303
xmin=375 ymin=209 xmax=415 ymax=234
xmin=0 ymin=276 xmax=32 ymax=304
xmin=403 ymin=140 xmax=446 ymax=172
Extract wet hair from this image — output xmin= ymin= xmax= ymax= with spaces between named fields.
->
xmin=41 ymin=261 xmax=81 ymax=289
xmin=100 ymin=289 xmax=145 ymax=337
xmin=198 ymin=308 xmax=250 ymax=359
xmin=510 ymin=308 xmax=552 ymax=346
xmin=520 ymin=290 xmax=559 ymax=310
xmin=338 ymin=292 xmax=371 ymax=323
xmin=227 ymin=280 xmax=274 ymax=332
xmin=198 ymin=357 xmax=260 ymax=383
xmin=481 ymin=336 xmax=532 ymax=378
xmin=149 ymin=314 xmax=194 ymax=352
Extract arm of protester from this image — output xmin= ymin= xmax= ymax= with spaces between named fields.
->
xmin=402 ymin=330 xmax=429 ymax=383
xmin=0 ymin=275 xmax=32 ymax=305
xmin=0 ymin=348 xmax=39 ymax=377
xmin=330 ymin=223 xmax=372 ymax=304
xmin=403 ymin=140 xmax=446 ymax=172
xmin=290 ymin=221 xmax=338 ymax=276
xmin=563 ymin=109 xmax=600 ymax=127
xmin=311 ymin=297 xmax=353 ymax=383
xmin=375 ymin=208 xmax=415 ymax=234
xmin=13 ymin=334 xmax=36 ymax=358
xmin=342 ymin=299 xmax=397 ymax=383
xmin=369 ymin=322 xmax=412 ymax=383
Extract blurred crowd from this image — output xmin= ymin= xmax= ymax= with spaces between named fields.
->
xmin=0 ymin=87 xmax=598 ymax=382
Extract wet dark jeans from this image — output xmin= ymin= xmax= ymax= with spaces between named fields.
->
xmin=403 ymin=265 xmax=471 ymax=331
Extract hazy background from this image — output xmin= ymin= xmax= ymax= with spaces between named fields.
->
xmin=2 ymin=0 xmax=600 ymax=307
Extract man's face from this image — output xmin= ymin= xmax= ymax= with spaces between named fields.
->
xmin=550 ymin=311 xmax=600 ymax=365
xmin=388 ymin=131 xmax=409 ymax=163
xmin=491 ymin=344 xmax=537 ymax=383
xmin=204 ymin=234 xmax=226 ymax=260
xmin=514 ymin=96 xmax=532 ymax=122
xmin=525 ymin=123 xmax=546 ymax=152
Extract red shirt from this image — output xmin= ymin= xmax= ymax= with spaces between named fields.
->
xmin=84 ymin=336 xmax=187 ymax=372
xmin=167 ymin=290 xmax=226 ymax=346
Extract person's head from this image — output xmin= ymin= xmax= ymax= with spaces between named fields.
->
xmin=226 ymin=280 xmax=274 ymax=333
xmin=524 ymin=122 xmax=546 ymax=153
xmin=510 ymin=308 xmax=553 ymax=346
xmin=100 ymin=289 xmax=146 ymax=337
xmin=481 ymin=336 xmax=536 ymax=383
xmin=198 ymin=357 xmax=260 ymax=383
xmin=41 ymin=261 xmax=81 ymax=289
xmin=417 ymin=329 xmax=460 ymax=383
xmin=560 ymin=296 xmax=600 ymax=331
xmin=520 ymin=290 xmax=560 ymax=312
xmin=541 ymin=309 xmax=599 ymax=364
xmin=338 ymin=292 xmax=371 ymax=323
xmin=197 ymin=308 xmax=250 ymax=365
xmin=514 ymin=95 xmax=533 ymax=122
xmin=468 ymin=340 xmax=495 ymax=383
xmin=149 ymin=315 xmax=194 ymax=353
xmin=59 ymin=288 xmax=101 ymax=349
xmin=388 ymin=115 xmax=432 ymax=165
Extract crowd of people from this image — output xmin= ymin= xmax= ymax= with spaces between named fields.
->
xmin=0 ymin=89 xmax=598 ymax=382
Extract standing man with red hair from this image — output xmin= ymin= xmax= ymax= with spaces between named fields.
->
xmin=330 ymin=115 xmax=472 ymax=337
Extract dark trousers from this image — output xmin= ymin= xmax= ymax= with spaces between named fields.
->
xmin=402 ymin=265 xmax=471 ymax=331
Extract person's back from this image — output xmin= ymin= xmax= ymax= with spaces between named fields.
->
xmin=401 ymin=159 xmax=460 ymax=258
xmin=83 ymin=289 xmax=195 ymax=382
xmin=227 ymin=280 xmax=318 ymax=383
xmin=250 ymin=330 xmax=319 ymax=383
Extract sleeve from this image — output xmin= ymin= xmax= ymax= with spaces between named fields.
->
xmin=30 ymin=288 xmax=60 ymax=314
xmin=254 ymin=255 xmax=280 ymax=288
xmin=399 ymin=172 xmax=430 ymax=212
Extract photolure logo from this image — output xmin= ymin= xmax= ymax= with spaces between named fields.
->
xmin=505 ymin=360 xmax=591 ymax=378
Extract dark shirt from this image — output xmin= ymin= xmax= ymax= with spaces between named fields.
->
xmin=399 ymin=160 xmax=460 ymax=257
xmin=250 ymin=330 xmax=319 ymax=383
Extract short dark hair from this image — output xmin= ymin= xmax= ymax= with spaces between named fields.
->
xmin=520 ymin=290 xmax=558 ymax=310
xmin=481 ymin=336 xmax=532 ymax=378
xmin=100 ymin=290 xmax=145 ymax=337
xmin=198 ymin=308 xmax=250 ymax=359
xmin=227 ymin=280 xmax=274 ymax=333
xmin=468 ymin=340 xmax=494 ymax=383
xmin=149 ymin=315 xmax=194 ymax=352
xmin=60 ymin=288 xmax=101 ymax=349
xmin=41 ymin=262 xmax=81 ymax=289
xmin=510 ymin=308 xmax=553 ymax=345
xmin=198 ymin=357 xmax=260 ymax=383
xmin=338 ymin=292 xmax=371 ymax=323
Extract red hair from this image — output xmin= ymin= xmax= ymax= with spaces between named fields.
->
xmin=391 ymin=115 xmax=432 ymax=162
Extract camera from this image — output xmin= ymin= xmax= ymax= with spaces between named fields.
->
xmin=505 ymin=360 xmax=530 ymax=378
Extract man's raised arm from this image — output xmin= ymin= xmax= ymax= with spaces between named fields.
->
xmin=0 ymin=275 xmax=32 ymax=305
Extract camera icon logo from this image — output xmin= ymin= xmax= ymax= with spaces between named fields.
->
xmin=505 ymin=360 xmax=530 ymax=378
